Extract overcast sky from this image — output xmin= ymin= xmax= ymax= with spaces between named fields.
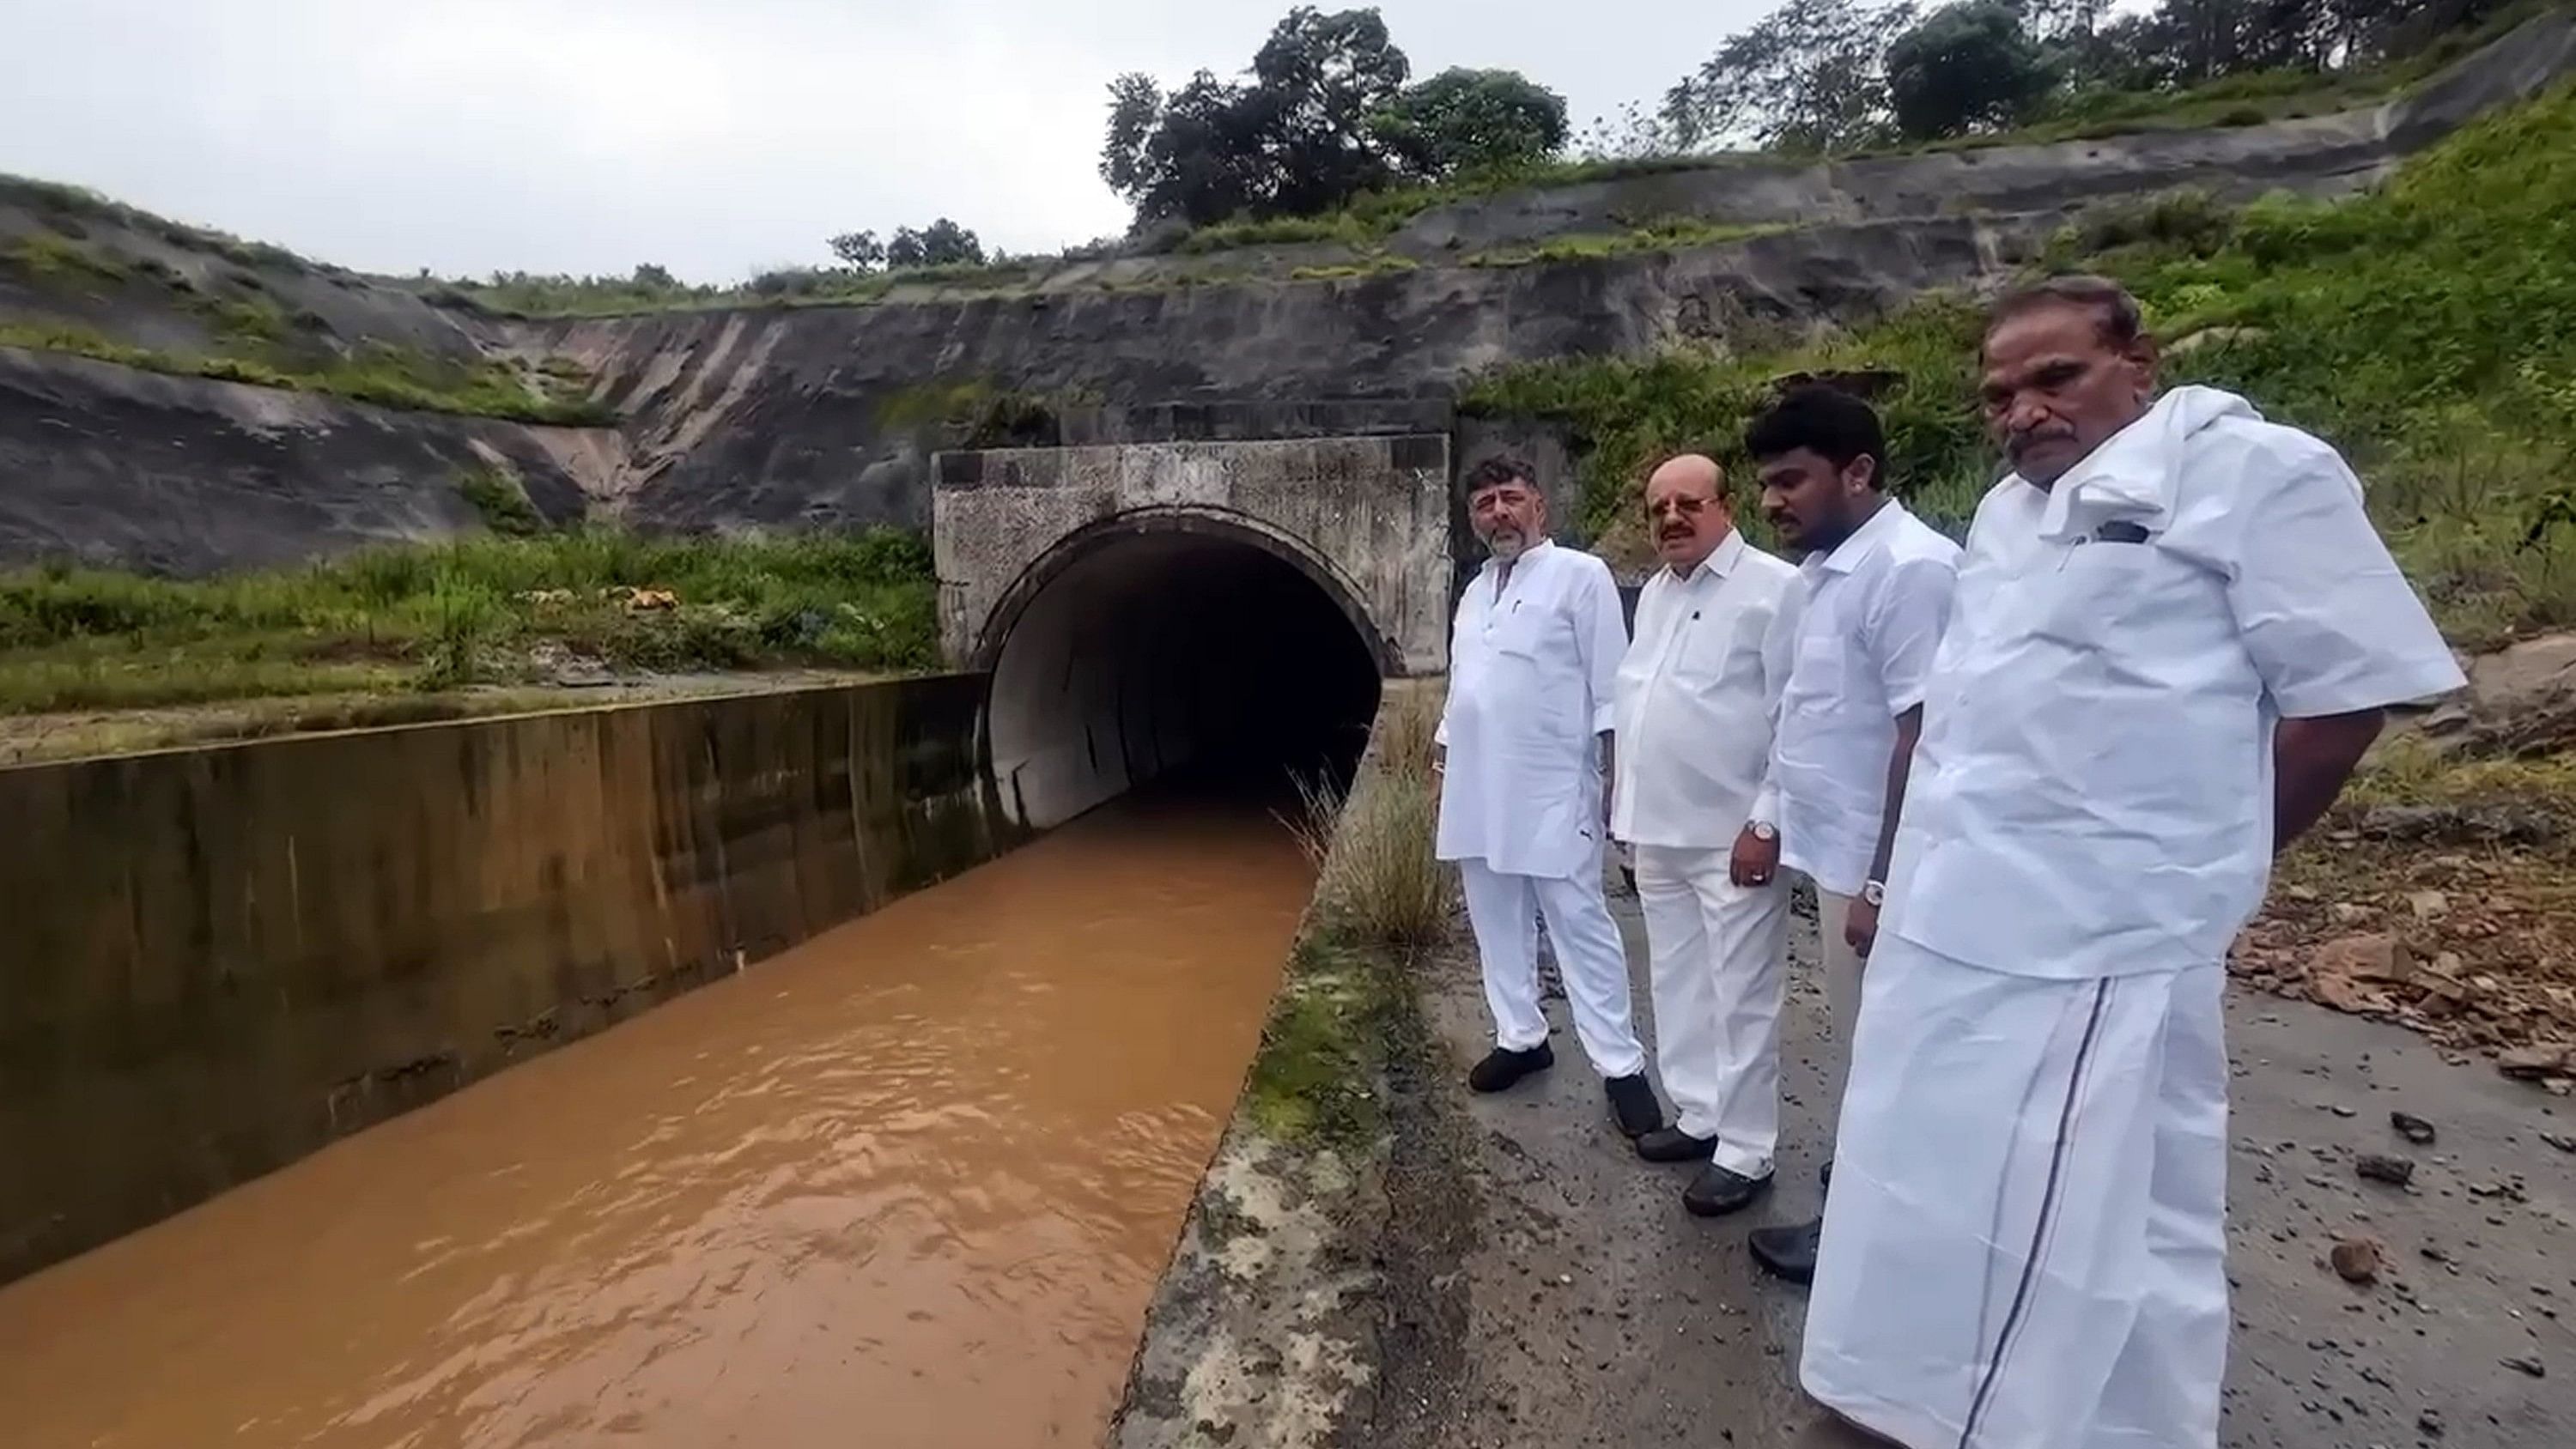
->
xmin=0 ymin=0 xmax=1779 ymax=284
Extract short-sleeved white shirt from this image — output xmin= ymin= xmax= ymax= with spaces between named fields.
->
xmin=1764 ymin=500 xmax=1962 ymax=895
xmin=1882 ymin=386 xmax=2468 ymax=979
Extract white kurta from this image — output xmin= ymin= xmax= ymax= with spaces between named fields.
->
xmin=1439 ymin=541 xmax=1645 ymax=1079
xmin=1613 ymin=531 xmax=1804 ymax=1170
xmin=1805 ymin=387 xmax=2469 ymax=1449
xmin=1437 ymin=541 xmax=1627 ymax=879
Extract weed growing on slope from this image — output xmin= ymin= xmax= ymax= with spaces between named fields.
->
xmin=0 ymin=529 xmax=939 ymax=714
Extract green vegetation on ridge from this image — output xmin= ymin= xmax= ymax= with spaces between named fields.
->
xmin=0 ymin=529 xmax=938 ymax=718
xmin=1465 ymin=76 xmax=2576 ymax=647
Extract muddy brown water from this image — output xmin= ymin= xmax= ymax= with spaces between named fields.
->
xmin=0 ymin=797 xmax=1312 ymax=1448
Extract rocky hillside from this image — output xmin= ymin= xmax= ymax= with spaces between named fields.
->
xmin=2 ymin=9 xmax=2572 ymax=574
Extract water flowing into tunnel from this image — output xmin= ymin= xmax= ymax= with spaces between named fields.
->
xmin=982 ymin=516 xmax=1389 ymax=829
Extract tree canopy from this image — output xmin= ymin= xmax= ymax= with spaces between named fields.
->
xmin=1100 ymin=7 xmax=1566 ymax=227
xmin=1886 ymin=2 xmax=2057 ymax=139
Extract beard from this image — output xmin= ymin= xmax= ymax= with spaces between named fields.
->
xmin=1484 ymin=528 xmax=1527 ymax=561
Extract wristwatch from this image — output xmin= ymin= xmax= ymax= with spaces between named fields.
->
xmin=1861 ymin=880 xmax=1886 ymax=906
xmin=1749 ymin=821 xmax=1778 ymax=841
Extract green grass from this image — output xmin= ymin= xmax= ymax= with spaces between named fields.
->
xmin=0 ymin=529 xmax=939 ymax=715
xmin=1462 ymin=218 xmax=1792 ymax=269
xmin=455 ymin=466 xmax=546 ymax=536
xmin=0 ymin=318 xmax=614 ymax=426
xmin=1249 ymin=688 xmax=1450 ymax=1147
xmin=1462 ymin=76 xmax=2576 ymax=646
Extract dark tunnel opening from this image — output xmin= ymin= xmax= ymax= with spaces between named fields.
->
xmin=984 ymin=526 xmax=1388 ymax=830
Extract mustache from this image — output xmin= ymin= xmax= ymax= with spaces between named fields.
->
xmin=2008 ymin=426 xmax=2076 ymax=456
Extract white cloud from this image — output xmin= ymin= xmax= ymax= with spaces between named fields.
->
xmin=0 ymin=0 xmax=1771 ymax=283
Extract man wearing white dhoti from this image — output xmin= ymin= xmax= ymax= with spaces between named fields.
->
xmin=1613 ymin=454 xmax=1807 ymax=1217
xmin=1437 ymin=455 xmax=1662 ymax=1138
xmin=1800 ymin=276 xmax=2466 ymax=1449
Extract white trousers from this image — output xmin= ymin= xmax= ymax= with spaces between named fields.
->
xmin=1634 ymin=845 xmax=1789 ymax=1177
xmin=1457 ymin=856 xmax=1647 ymax=1079
xmin=1813 ymin=887 xmax=1867 ymax=1140
xmin=1802 ymin=939 xmax=2228 ymax=1449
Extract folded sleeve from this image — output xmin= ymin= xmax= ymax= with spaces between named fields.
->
xmin=2227 ymin=450 xmax=2465 ymax=718
xmin=1863 ymin=553 xmax=1959 ymax=716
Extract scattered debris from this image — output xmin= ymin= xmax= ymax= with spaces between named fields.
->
xmin=2391 ymin=1112 xmax=2439 ymax=1146
xmin=2503 ymin=1355 xmax=2548 ymax=1379
xmin=2540 ymin=1131 xmax=2576 ymax=1154
xmin=2356 ymin=1155 xmax=2416 ymax=1187
xmin=2330 ymin=1235 xmax=2385 ymax=1284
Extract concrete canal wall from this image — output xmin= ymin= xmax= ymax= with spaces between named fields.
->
xmin=0 ymin=676 xmax=1016 ymax=1283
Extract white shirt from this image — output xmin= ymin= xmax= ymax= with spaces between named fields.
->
xmin=1612 ymin=530 xmax=1806 ymax=849
xmin=1761 ymin=499 xmax=1961 ymax=895
xmin=1882 ymin=386 xmax=2468 ymax=980
xmin=1436 ymin=541 xmax=1627 ymax=879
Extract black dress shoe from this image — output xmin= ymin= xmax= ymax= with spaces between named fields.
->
xmin=1468 ymin=1042 xmax=1554 ymax=1093
xmin=1682 ymin=1164 xmax=1773 ymax=1217
xmin=1750 ymin=1219 xmax=1824 ymax=1283
xmin=1604 ymin=1073 xmax=1664 ymax=1137
xmin=1635 ymin=1126 xmax=1719 ymax=1163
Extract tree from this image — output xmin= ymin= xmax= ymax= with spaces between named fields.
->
xmin=1373 ymin=68 xmax=1570 ymax=179
xmin=828 ymin=230 xmax=885 ymax=270
xmin=916 ymin=218 xmax=985 ymax=266
xmin=1098 ymin=6 xmax=1413 ymax=226
xmin=1886 ymin=3 xmax=2056 ymax=139
xmin=630 ymin=262 xmax=677 ymax=289
xmin=1661 ymin=0 xmax=1921 ymax=154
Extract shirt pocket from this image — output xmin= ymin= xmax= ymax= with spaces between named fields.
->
xmin=2031 ymin=540 xmax=2155 ymax=648
xmin=1487 ymin=597 xmax=1554 ymax=660
xmin=1673 ymin=605 xmax=1759 ymax=688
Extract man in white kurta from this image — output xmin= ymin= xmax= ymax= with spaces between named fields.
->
xmin=1801 ymin=276 xmax=2466 ymax=1449
xmin=1437 ymin=455 xmax=1661 ymax=1137
xmin=1613 ymin=455 xmax=1807 ymax=1217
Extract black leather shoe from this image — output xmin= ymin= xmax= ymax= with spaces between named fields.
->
xmin=1750 ymin=1219 xmax=1824 ymax=1283
xmin=1468 ymin=1042 xmax=1554 ymax=1093
xmin=1682 ymin=1164 xmax=1773 ymax=1217
xmin=1605 ymin=1073 xmax=1664 ymax=1137
xmin=1635 ymin=1126 xmax=1719 ymax=1163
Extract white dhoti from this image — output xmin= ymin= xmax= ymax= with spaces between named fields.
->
xmin=1634 ymin=844 xmax=1789 ymax=1176
xmin=1458 ymin=854 xmax=1648 ymax=1079
xmin=1801 ymin=938 xmax=2228 ymax=1449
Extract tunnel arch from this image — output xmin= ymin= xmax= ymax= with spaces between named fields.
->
xmin=979 ymin=506 xmax=1392 ymax=831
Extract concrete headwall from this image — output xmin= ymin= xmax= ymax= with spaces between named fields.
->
xmin=0 ymin=676 xmax=1017 ymax=1284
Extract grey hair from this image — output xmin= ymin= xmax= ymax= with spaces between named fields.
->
xmin=1987 ymin=274 xmax=2151 ymax=350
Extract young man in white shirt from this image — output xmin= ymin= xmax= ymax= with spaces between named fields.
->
xmin=1612 ymin=454 xmax=1807 ymax=1217
xmin=1437 ymin=455 xmax=1662 ymax=1139
xmin=1731 ymin=386 xmax=1963 ymax=1286
xmin=1797 ymin=277 xmax=2464 ymax=1449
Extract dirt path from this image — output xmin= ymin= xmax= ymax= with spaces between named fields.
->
xmin=1381 ymin=880 xmax=2576 ymax=1449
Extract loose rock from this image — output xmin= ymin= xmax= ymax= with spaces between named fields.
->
xmin=2330 ymin=1235 xmax=2385 ymax=1284
xmin=2502 ymin=1355 xmax=2547 ymax=1378
xmin=2357 ymin=1154 xmax=2416 ymax=1187
xmin=2391 ymin=1111 xmax=2439 ymax=1146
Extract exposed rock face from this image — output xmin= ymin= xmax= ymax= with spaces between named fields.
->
xmin=0 ymin=348 xmax=606 ymax=573
xmin=0 ymin=10 xmax=2570 ymax=573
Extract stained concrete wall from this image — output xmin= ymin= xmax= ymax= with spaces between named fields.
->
xmin=933 ymin=435 xmax=1453 ymax=676
xmin=0 ymin=676 xmax=1016 ymax=1284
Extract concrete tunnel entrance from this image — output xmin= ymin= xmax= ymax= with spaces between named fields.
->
xmin=981 ymin=518 xmax=1388 ymax=831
